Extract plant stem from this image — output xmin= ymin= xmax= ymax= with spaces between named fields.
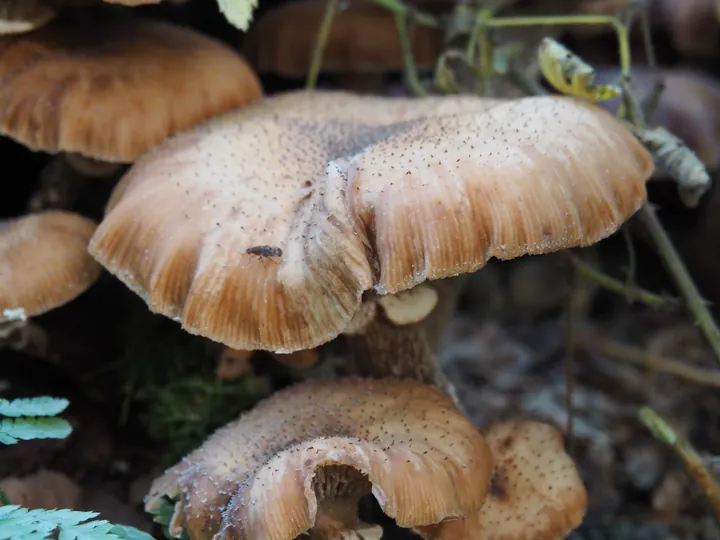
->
xmin=639 ymin=406 xmax=720 ymax=522
xmin=393 ymin=12 xmax=427 ymax=96
xmin=569 ymin=254 xmax=682 ymax=310
xmin=636 ymin=206 xmax=720 ymax=367
xmin=306 ymin=0 xmax=340 ymax=90
xmin=372 ymin=0 xmax=439 ymax=28
xmin=595 ymin=339 xmax=720 ymax=389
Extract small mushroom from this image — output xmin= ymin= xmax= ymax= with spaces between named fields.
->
xmin=0 ymin=211 xmax=101 ymax=323
xmin=145 ymin=377 xmax=493 ymax=539
xmin=0 ymin=0 xmax=55 ymax=35
xmin=0 ymin=16 xmax=261 ymax=163
xmin=243 ymin=0 xmax=443 ymax=92
xmin=0 ymin=469 xmax=82 ymax=510
xmin=417 ymin=420 xmax=587 ymax=540
xmin=0 ymin=15 xmax=263 ymax=208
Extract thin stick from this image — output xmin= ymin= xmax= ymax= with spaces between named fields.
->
xmin=393 ymin=11 xmax=427 ymax=96
xmin=569 ymin=254 xmax=683 ymax=310
xmin=595 ymin=339 xmax=720 ymax=389
xmin=372 ymin=0 xmax=438 ymax=28
xmin=636 ymin=207 xmax=720 ymax=367
xmin=564 ymin=275 xmax=580 ymax=456
xmin=306 ymin=0 xmax=341 ymax=90
xmin=639 ymin=407 xmax=720 ymax=522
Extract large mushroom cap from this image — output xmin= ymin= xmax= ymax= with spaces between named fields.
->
xmin=417 ymin=420 xmax=587 ymax=540
xmin=243 ymin=0 xmax=443 ymax=77
xmin=0 ymin=211 xmax=101 ymax=322
xmin=346 ymin=95 xmax=654 ymax=294
xmin=89 ymin=90 xmax=504 ymax=353
xmin=0 ymin=17 xmax=262 ymax=162
xmin=0 ymin=0 xmax=56 ymax=35
xmin=145 ymin=377 xmax=493 ymax=540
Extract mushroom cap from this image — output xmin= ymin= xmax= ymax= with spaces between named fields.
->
xmin=145 ymin=377 xmax=493 ymax=540
xmin=243 ymin=0 xmax=444 ymax=77
xmin=89 ymin=90 xmax=505 ymax=353
xmin=346 ymin=95 xmax=654 ymax=294
xmin=0 ymin=0 xmax=56 ymax=35
xmin=0 ymin=211 xmax=101 ymax=322
xmin=417 ymin=420 xmax=587 ymax=540
xmin=0 ymin=17 xmax=262 ymax=162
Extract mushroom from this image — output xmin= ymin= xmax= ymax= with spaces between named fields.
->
xmin=0 ymin=15 xmax=263 ymax=208
xmin=0 ymin=211 xmax=101 ymax=323
xmin=145 ymin=377 xmax=493 ymax=539
xmin=0 ymin=469 xmax=82 ymax=510
xmin=242 ymin=0 xmax=444 ymax=92
xmin=416 ymin=420 xmax=587 ymax=539
xmin=88 ymin=90 xmax=652 ymax=398
xmin=0 ymin=0 xmax=56 ymax=35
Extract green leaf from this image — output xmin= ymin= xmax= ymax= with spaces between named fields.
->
xmin=0 ymin=417 xmax=72 ymax=445
xmin=217 ymin=0 xmax=258 ymax=31
xmin=0 ymin=397 xmax=69 ymax=417
xmin=0 ymin=506 xmax=154 ymax=540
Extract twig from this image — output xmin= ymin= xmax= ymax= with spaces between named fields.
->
xmin=594 ymin=339 xmax=720 ymax=389
xmin=372 ymin=0 xmax=439 ymax=28
xmin=306 ymin=0 xmax=341 ymax=90
xmin=636 ymin=207 xmax=720 ymax=367
xmin=393 ymin=11 xmax=427 ymax=96
xmin=569 ymin=254 xmax=683 ymax=310
xmin=564 ymin=274 xmax=581 ymax=456
xmin=639 ymin=407 xmax=720 ymax=522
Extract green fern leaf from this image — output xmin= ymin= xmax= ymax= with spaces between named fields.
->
xmin=0 ymin=506 xmax=155 ymax=540
xmin=0 ymin=417 xmax=72 ymax=445
xmin=0 ymin=397 xmax=69 ymax=417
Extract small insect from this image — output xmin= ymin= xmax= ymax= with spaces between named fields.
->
xmin=246 ymin=245 xmax=283 ymax=265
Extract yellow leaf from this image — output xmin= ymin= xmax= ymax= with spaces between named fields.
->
xmin=538 ymin=37 xmax=620 ymax=102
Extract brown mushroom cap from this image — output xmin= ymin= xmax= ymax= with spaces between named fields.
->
xmin=346 ymin=95 xmax=653 ymax=294
xmin=0 ymin=0 xmax=56 ymax=35
xmin=89 ymin=90 xmax=504 ymax=353
xmin=0 ymin=211 xmax=101 ymax=322
xmin=417 ymin=420 xmax=587 ymax=540
xmin=0 ymin=469 xmax=82 ymax=510
xmin=0 ymin=17 xmax=262 ymax=162
xmin=243 ymin=0 xmax=444 ymax=77
xmin=145 ymin=377 xmax=493 ymax=540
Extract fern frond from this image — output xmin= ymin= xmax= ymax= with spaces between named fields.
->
xmin=0 ymin=506 xmax=154 ymax=540
xmin=0 ymin=397 xmax=69 ymax=418
xmin=0 ymin=397 xmax=72 ymax=445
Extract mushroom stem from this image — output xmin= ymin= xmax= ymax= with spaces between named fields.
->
xmin=27 ymin=156 xmax=89 ymax=211
xmin=347 ymin=312 xmax=461 ymax=408
xmin=310 ymin=466 xmax=382 ymax=540
xmin=418 ymin=277 xmax=469 ymax=350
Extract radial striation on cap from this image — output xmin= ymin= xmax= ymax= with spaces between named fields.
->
xmin=145 ymin=378 xmax=493 ymax=540
xmin=243 ymin=0 xmax=443 ymax=77
xmin=346 ymin=95 xmax=654 ymax=294
xmin=0 ymin=211 xmax=101 ymax=322
xmin=417 ymin=420 xmax=587 ymax=540
xmin=0 ymin=0 xmax=56 ymax=35
xmin=89 ymin=90 xmax=505 ymax=353
xmin=0 ymin=17 xmax=262 ymax=162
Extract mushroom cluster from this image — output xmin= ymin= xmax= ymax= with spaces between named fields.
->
xmin=0 ymin=0 xmax=262 ymax=328
xmin=1 ymin=1 xmax=659 ymax=538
